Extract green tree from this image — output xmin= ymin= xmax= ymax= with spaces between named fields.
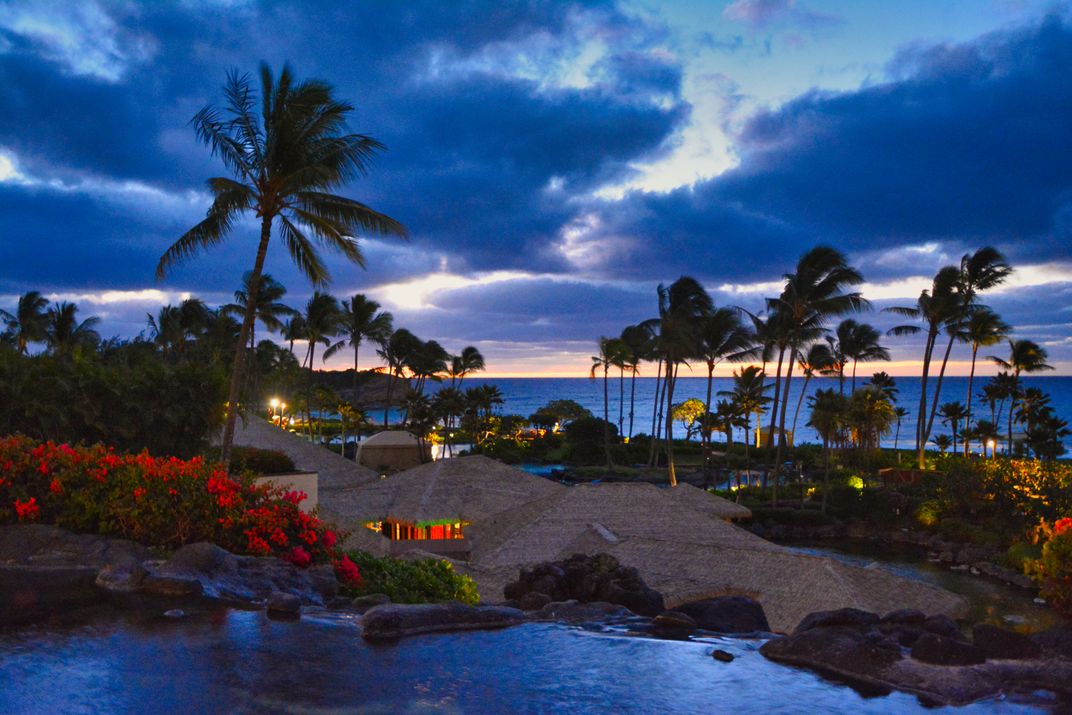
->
xmin=224 ymin=271 xmax=296 ymax=351
xmin=590 ymin=336 xmax=625 ymax=469
xmin=325 ymin=294 xmax=393 ymax=400
xmin=671 ymin=398 xmax=706 ymax=441
xmin=719 ymin=366 xmax=772 ymax=487
xmin=447 ymin=346 xmax=486 ymax=387
xmin=157 ymin=64 xmax=406 ymax=463
xmin=299 ymin=292 xmax=341 ymax=435
xmin=377 ymin=328 xmax=422 ymax=427
xmin=697 ymin=307 xmax=756 ymax=480
xmin=807 ymin=388 xmax=846 ymax=513
xmin=938 ymin=401 xmax=969 ymax=453
xmin=961 ymin=306 xmax=1010 ymax=454
xmin=791 ymin=341 xmax=836 ymax=437
xmin=831 ymin=319 xmax=889 ymax=391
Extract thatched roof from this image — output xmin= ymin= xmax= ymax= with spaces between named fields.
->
xmin=229 ymin=416 xmax=378 ymax=490
xmin=319 ymin=454 xmax=965 ymax=632
xmin=344 ymin=455 xmax=564 ymax=525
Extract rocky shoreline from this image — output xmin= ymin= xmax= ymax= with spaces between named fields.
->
xmin=3 ymin=526 xmax=1069 ymax=708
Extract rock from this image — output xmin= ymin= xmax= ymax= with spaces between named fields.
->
xmin=352 ymin=593 xmax=392 ymax=612
xmin=361 ymin=602 xmax=527 ymax=640
xmin=162 ymin=609 xmax=186 ymax=619
xmin=1031 ymin=624 xmax=1072 ymax=659
xmin=972 ymin=624 xmax=1041 ymax=660
xmin=95 ymin=564 xmax=146 ymax=593
xmin=266 ymin=591 xmax=302 ymax=618
xmin=516 ymin=592 xmax=552 ymax=612
xmin=676 ymin=596 xmax=771 ymax=634
xmin=910 ymin=633 xmax=985 ymax=666
xmin=532 ymin=600 xmax=633 ymax=624
xmin=711 ymin=649 xmax=734 ymax=663
xmin=761 ymin=624 xmax=902 ymax=686
xmin=795 ymin=608 xmax=879 ymax=634
xmin=0 ymin=565 xmax=99 ymax=625
xmin=146 ymin=542 xmax=336 ymax=606
xmin=504 ymin=554 xmax=664 ymax=617
xmin=140 ymin=574 xmax=204 ymax=597
xmin=653 ymin=610 xmax=697 ymax=630
xmin=0 ymin=524 xmax=151 ymax=569
xmin=1002 ymin=614 xmax=1028 ymax=626
xmin=923 ymin=614 xmax=965 ymax=641
xmin=881 ymin=609 xmax=926 ymax=626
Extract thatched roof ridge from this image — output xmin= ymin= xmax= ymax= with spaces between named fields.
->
xmin=360 ymin=430 xmax=421 ymax=447
xmin=346 ymin=455 xmax=564 ymax=524
xmin=665 ymin=483 xmax=752 ymax=521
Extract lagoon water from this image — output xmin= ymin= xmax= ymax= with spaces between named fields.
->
xmin=421 ymin=376 xmax=1072 ymax=451
xmin=0 ymin=606 xmax=1052 ymax=714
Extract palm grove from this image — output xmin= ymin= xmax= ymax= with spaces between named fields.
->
xmin=588 ymin=245 xmax=1068 ymax=501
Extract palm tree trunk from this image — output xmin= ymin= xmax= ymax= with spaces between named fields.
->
xmin=922 ymin=333 xmax=956 ymax=457
xmin=851 ymin=359 xmax=858 ymax=392
xmin=964 ymin=344 xmax=978 ymax=457
xmin=702 ymin=360 xmax=715 ymax=486
xmin=648 ymin=358 xmax=665 ymax=466
xmin=628 ymin=367 xmax=637 ymax=441
xmin=664 ymin=359 xmax=678 ymax=487
xmin=791 ymin=373 xmax=811 ymax=437
xmin=603 ymin=364 xmax=612 ymax=470
xmin=383 ymin=368 xmax=394 ymax=428
xmin=916 ymin=327 xmax=938 ymax=468
xmin=821 ymin=437 xmax=830 ymax=514
xmin=307 ymin=343 xmax=317 ymax=441
xmin=773 ymin=350 xmax=796 ymax=507
xmin=767 ymin=346 xmax=785 ymax=448
xmin=220 ymin=217 xmax=272 ymax=465
xmin=352 ymin=343 xmax=360 ymax=403
xmin=618 ymin=365 xmax=625 ymax=440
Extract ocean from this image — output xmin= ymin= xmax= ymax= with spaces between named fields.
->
xmin=419 ymin=375 xmax=1072 ymax=452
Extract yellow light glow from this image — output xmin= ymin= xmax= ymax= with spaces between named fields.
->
xmin=270 ymin=398 xmax=279 ymax=409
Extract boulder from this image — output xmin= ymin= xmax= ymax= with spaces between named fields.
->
xmin=532 ymin=600 xmax=633 ymax=624
xmin=653 ymin=610 xmax=697 ymax=630
xmin=795 ymin=608 xmax=878 ymax=634
xmin=140 ymin=574 xmax=204 ymax=597
xmin=711 ymin=649 xmax=734 ymax=663
xmin=352 ymin=593 xmax=392 ymax=612
xmin=881 ymin=609 xmax=926 ymax=626
xmin=676 ymin=596 xmax=771 ymax=634
xmin=504 ymin=554 xmax=664 ymax=617
xmin=910 ymin=633 xmax=985 ymax=666
xmin=923 ymin=614 xmax=965 ymax=641
xmin=515 ymin=592 xmax=552 ymax=612
xmin=361 ymin=602 xmax=527 ymax=640
xmin=1032 ymin=624 xmax=1072 ymax=659
xmin=761 ymin=624 xmax=902 ymax=687
xmin=972 ymin=624 xmax=1041 ymax=660
xmin=266 ymin=591 xmax=302 ymax=618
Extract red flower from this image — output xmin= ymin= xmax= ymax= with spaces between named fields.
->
xmin=133 ymin=487 xmax=147 ymax=501
xmin=14 ymin=497 xmax=39 ymax=522
xmin=334 ymin=555 xmax=362 ymax=585
xmin=283 ymin=490 xmax=307 ymax=505
xmin=287 ymin=546 xmax=312 ymax=568
xmin=322 ymin=531 xmax=337 ymax=549
xmin=49 ymin=478 xmax=63 ymax=494
xmin=1055 ymin=518 xmax=1072 ymax=535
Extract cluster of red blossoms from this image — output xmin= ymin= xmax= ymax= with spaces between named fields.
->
xmin=1054 ymin=518 xmax=1072 ymax=536
xmin=0 ymin=436 xmax=360 ymax=587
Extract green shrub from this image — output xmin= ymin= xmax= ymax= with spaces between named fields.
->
xmin=939 ymin=517 xmax=1001 ymax=547
xmin=564 ymin=417 xmax=618 ymax=465
xmin=748 ymin=507 xmax=836 ymax=527
xmin=1006 ymin=541 xmax=1042 ymax=571
xmin=344 ymin=550 xmax=479 ymax=604
xmin=1026 ymin=519 xmax=1072 ymax=616
xmin=205 ymin=446 xmax=296 ymax=475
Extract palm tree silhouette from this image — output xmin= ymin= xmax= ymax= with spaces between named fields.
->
xmin=719 ymin=365 xmax=772 ymax=493
xmin=990 ymin=339 xmax=1054 ymax=455
xmin=938 ymin=401 xmax=969 ymax=453
xmin=447 ymin=345 xmax=486 ymax=388
xmin=960 ymin=306 xmax=1010 ymax=454
xmin=0 ymin=291 xmax=50 ymax=355
xmin=45 ymin=302 xmax=100 ymax=354
xmin=156 ymin=64 xmax=406 ymax=462
xmin=697 ymin=307 xmax=756 ymax=483
xmin=299 ymin=292 xmax=341 ymax=436
xmin=590 ymin=336 xmax=624 ymax=470
xmin=325 ymin=294 xmax=393 ymax=400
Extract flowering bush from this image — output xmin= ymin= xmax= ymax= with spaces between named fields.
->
xmin=0 ymin=435 xmax=359 ymax=587
xmin=1026 ymin=518 xmax=1072 ymax=616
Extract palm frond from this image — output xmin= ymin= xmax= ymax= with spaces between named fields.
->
xmin=278 ymin=216 xmax=329 ymax=286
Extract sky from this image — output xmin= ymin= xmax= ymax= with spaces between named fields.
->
xmin=1 ymin=0 xmax=1071 ymax=377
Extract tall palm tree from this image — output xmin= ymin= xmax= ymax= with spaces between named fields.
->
xmin=938 ymin=401 xmax=969 ymax=453
xmin=282 ymin=315 xmax=306 ymax=357
xmin=448 ymin=345 xmax=486 ymax=387
xmin=300 ymin=292 xmax=341 ymax=435
xmin=719 ymin=366 xmax=772 ymax=491
xmin=590 ymin=336 xmax=624 ymax=470
xmin=807 ymin=388 xmax=846 ymax=513
xmin=156 ymin=64 xmax=407 ymax=462
xmin=325 ymin=294 xmax=393 ymax=399
xmin=697 ymin=307 xmax=756 ymax=481
xmin=377 ymin=328 xmax=422 ymax=427
xmin=619 ymin=324 xmax=649 ymax=441
xmin=0 ymin=291 xmax=50 ymax=354
xmin=887 ymin=266 xmax=962 ymax=468
xmin=991 ymin=339 xmax=1054 ymax=455
xmin=657 ymin=277 xmax=713 ymax=486
xmin=45 ymin=302 xmax=101 ymax=354
xmin=832 ymin=319 xmax=889 ymax=391
xmin=960 ymin=306 xmax=1010 ymax=455
xmin=224 ymin=272 xmax=296 ymax=351
xmin=791 ymin=341 xmax=836 ymax=437
xmin=767 ymin=246 xmax=867 ymax=504
xmin=407 ymin=339 xmax=450 ymax=395
xmin=147 ymin=298 xmax=209 ymax=359
xmin=893 ymin=406 xmax=909 ymax=455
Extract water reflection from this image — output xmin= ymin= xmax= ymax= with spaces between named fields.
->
xmin=0 ymin=606 xmax=1052 ymax=713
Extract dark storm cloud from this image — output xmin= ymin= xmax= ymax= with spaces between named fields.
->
xmin=592 ymin=14 xmax=1072 ymax=282
xmin=0 ymin=0 xmax=685 ymax=292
